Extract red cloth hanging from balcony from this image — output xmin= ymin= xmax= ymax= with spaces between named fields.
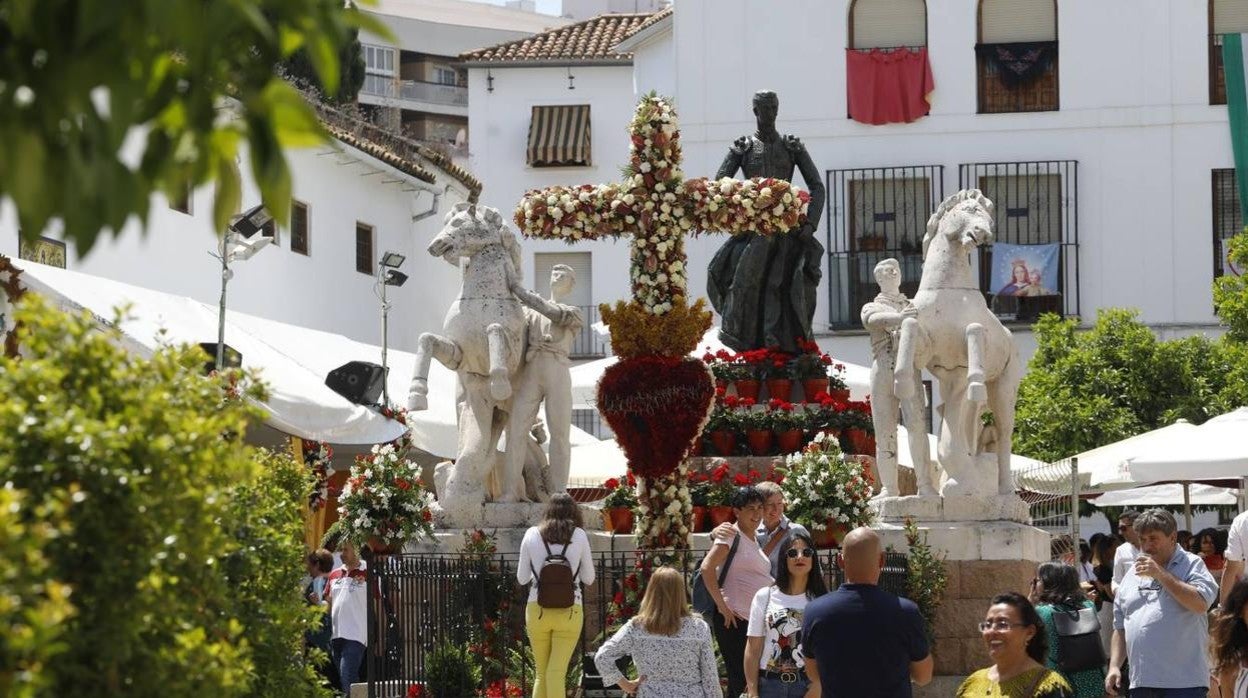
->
xmin=846 ymin=47 xmax=935 ymax=125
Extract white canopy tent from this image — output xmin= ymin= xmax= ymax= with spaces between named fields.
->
xmin=1077 ymin=420 xmax=1202 ymax=488
xmin=1126 ymin=408 xmax=1248 ymax=482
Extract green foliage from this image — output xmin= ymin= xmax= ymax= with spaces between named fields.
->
xmin=1014 ymin=309 xmax=1247 ymax=462
xmin=0 ymin=489 xmax=74 ymax=698
xmin=0 ymin=0 xmax=386 ymax=253
xmin=1214 ymin=229 xmax=1248 ymax=341
xmin=903 ymin=518 xmax=948 ymax=643
xmin=425 ymin=642 xmax=482 ymax=698
xmin=223 ymin=448 xmax=331 ymax=698
xmin=282 ymin=29 xmax=366 ymax=105
xmin=0 ymin=296 xmax=323 ymax=696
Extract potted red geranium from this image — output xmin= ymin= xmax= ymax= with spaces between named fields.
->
xmin=601 ymin=471 xmax=638 ymax=534
xmin=704 ymin=461 xmax=735 ymax=525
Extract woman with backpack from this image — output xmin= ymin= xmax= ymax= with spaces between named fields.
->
xmin=594 ymin=567 xmax=721 ymax=697
xmin=1030 ymin=562 xmax=1105 ymax=697
xmin=743 ymin=533 xmax=827 ymax=698
xmin=517 ymin=492 xmax=596 ymax=698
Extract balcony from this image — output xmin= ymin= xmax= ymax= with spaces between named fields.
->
xmin=360 ymin=76 xmax=468 ymax=115
xmin=975 ymin=41 xmax=1059 ymax=114
xmin=570 ymin=304 xmax=609 ymax=359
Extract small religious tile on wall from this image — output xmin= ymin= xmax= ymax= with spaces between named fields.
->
xmin=19 ymin=236 xmax=67 ymax=269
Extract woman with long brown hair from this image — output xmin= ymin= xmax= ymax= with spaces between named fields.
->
xmin=1212 ymin=578 xmax=1248 ymax=697
xmin=594 ymin=567 xmax=720 ymax=697
xmin=517 ymin=493 xmax=596 ymax=698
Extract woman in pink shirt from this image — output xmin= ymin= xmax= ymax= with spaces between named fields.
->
xmin=700 ymin=486 xmax=774 ymax=698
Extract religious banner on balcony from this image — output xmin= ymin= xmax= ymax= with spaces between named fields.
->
xmin=1224 ymin=33 xmax=1248 ymax=219
xmin=975 ymin=42 xmax=1058 ymax=88
xmin=846 ymin=47 xmax=934 ymax=125
xmin=990 ymin=243 xmax=1059 ymax=297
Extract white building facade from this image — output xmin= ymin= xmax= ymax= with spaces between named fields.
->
xmin=469 ymin=0 xmax=1246 ymax=378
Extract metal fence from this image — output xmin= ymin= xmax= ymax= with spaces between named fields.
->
xmin=1014 ymin=457 xmax=1080 ymax=560
xmin=365 ymin=547 xmax=909 ymax=697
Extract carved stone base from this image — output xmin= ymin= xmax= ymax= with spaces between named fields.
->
xmin=869 ymin=494 xmax=1030 ymax=524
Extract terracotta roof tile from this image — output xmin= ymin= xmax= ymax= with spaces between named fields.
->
xmin=461 ymin=9 xmax=668 ymax=64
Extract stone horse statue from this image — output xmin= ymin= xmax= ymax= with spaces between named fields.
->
xmin=407 ymin=203 xmax=576 ymax=525
xmin=893 ymin=190 xmax=1024 ymax=497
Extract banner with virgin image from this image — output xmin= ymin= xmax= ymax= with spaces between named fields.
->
xmin=990 ymin=243 xmax=1060 ymax=297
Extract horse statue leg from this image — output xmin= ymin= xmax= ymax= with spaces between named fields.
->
xmin=893 ymin=317 xmax=920 ymax=399
xmin=485 ymin=323 xmax=512 ymax=401
xmin=965 ymin=322 xmax=988 ymax=404
xmin=899 ymin=367 xmax=938 ymax=496
xmin=407 ymin=332 xmax=463 ymax=411
xmin=989 ymin=350 xmax=1025 ymax=495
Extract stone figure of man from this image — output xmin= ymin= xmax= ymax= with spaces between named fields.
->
xmin=860 ymin=259 xmax=934 ymax=497
xmin=707 ymin=89 xmax=826 ymax=354
xmin=501 ymin=264 xmax=582 ymax=500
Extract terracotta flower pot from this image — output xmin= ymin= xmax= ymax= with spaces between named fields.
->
xmin=828 ymin=388 xmax=851 ymax=402
xmin=746 ymin=429 xmax=774 ymax=456
xmin=845 ymin=427 xmax=876 ymax=456
xmin=709 ymin=430 xmax=737 ymax=456
xmin=603 ymin=507 xmax=635 ymax=534
xmin=775 ymin=428 xmax=806 ymax=454
xmin=802 ymin=378 xmax=828 ymax=402
xmin=708 ymin=505 xmax=735 ymax=526
xmin=691 ymin=506 xmax=708 ymax=533
xmin=765 ymin=378 xmax=793 ymax=402
xmin=734 ymin=379 xmax=761 ymax=401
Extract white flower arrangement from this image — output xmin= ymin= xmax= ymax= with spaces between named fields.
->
xmin=777 ymin=432 xmax=875 ymax=531
xmin=336 ymin=443 xmax=436 ymax=549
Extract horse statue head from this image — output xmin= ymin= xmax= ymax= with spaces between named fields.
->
xmin=922 ymin=189 xmax=995 ymax=260
xmin=428 ymin=202 xmax=522 ymax=279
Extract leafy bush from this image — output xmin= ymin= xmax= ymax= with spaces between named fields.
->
xmin=903 ymin=518 xmax=948 ymax=643
xmin=1214 ymin=230 xmax=1248 ymax=341
xmin=222 ymin=448 xmax=332 ymax=697
xmin=425 ymin=642 xmax=482 ymax=698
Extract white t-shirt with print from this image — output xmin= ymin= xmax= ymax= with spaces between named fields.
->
xmin=328 ymin=564 xmax=369 ymax=644
xmin=746 ymin=586 xmax=810 ymax=672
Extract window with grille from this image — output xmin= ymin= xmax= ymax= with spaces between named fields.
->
xmin=356 ymin=223 xmax=373 ymax=275
xmin=1214 ymin=169 xmax=1244 ymax=277
xmin=976 ymin=0 xmax=1059 ymax=113
xmin=1212 ymin=0 xmax=1248 ymax=105
xmin=291 ymin=201 xmax=309 ymax=256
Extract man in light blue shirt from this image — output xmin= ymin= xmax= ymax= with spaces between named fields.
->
xmin=1108 ymin=508 xmax=1217 ymax=697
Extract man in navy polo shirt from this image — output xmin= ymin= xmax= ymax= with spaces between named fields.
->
xmin=801 ymin=527 xmax=932 ymax=697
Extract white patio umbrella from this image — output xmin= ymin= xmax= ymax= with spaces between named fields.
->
xmin=1091 ymin=483 xmax=1239 ymax=508
xmin=1127 ymin=408 xmax=1248 ymax=481
xmin=1080 ymin=419 xmax=1202 ymax=488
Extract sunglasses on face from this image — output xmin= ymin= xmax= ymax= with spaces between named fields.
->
xmin=786 ymin=548 xmax=815 ymax=559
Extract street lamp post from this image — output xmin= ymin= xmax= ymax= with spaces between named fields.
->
xmin=213 ymin=204 xmax=273 ymax=371
xmin=377 ymin=251 xmax=408 ymax=406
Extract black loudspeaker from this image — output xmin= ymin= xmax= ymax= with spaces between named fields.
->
xmin=326 ymin=361 xmax=387 ymax=405
xmin=199 ymin=342 xmax=242 ymax=375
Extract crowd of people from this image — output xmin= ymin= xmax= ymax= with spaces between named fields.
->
xmin=302 ymin=492 xmax=1248 ymax=698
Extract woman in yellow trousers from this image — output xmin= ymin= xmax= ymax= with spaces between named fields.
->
xmin=518 ymin=493 xmax=596 ymax=697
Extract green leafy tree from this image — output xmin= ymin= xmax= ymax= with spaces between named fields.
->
xmin=0 ymin=295 xmax=262 ymax=696
xmin=282 ymin=28 xmax=366 ymax=105
xmin=223 ymin=448 xmax=331 ymax=698
xmin=1214 ymin=230 xmax=1248 ymax=341
xmin=0 ymin=0 xmax=384 ymax=253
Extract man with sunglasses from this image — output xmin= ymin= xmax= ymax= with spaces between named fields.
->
xmin=1107 ymin=508 xmax=1217 ymax=697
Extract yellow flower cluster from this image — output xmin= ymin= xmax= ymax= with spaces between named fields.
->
xmin=598 ymin=298 xmax=712 ymax=360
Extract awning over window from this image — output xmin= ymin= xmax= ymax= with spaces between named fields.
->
xmin=527 ymin=105 xmax=591 ymax=167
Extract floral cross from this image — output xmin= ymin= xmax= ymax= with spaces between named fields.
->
xmin=514 ymin=93 xmax=810 ymax=316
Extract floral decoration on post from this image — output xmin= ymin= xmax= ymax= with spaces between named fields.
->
xmin=336 ymin=443 xmax=436 ymax=550
xmin=777 ymin=432 xmax=875 ymax=536
xmin=301 ymin=439 xmax=333 ymax=511
xmin=515 ymin=93 xmax=808 ymax=552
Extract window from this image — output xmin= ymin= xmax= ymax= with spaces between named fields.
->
xmin=1211 ymin=0 xmax=1248 ymax=105
xmin=534 ymin=252 xmax=605 ymax=357
xmin=433 ymin=66 xmax=458 ymax=86
xmin=356 ymin=223 xmax=373 ymax=275
xmin=290 ymin=201 xmax=309 ymax=255
xmin=825 ymin=165 xmax=944 ymax=328
xmin=959 ymin=160 xmax=1079 ymax=322
xmin=526 ymin=105 xmax=592 ymax=167
xmin=849 ymin=0 xmax=926 ymax=48
xmin=976 ymin=0 xmax=1059 ymax=113
xmin=1214 ymin=169 xmax=1243 ymax=277
xmin=169 ymin=181 xmax=192 ymax=214
xmin=363 ymin=44 xmax=395 ymax=75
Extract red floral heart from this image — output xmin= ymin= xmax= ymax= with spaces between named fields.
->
xmin=596 ymin=356 xmax=714 ymax=479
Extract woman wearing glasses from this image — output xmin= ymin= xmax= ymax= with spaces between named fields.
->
xmin=743 ymin=533 xmax=827 ymax=698
xmin=957 ymin=592 xmax=1074 ymax=697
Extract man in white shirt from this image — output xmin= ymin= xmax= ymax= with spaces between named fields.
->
xmin=1112 ymin=509 xmax=1142 ymax=592
xmin=1221 ymin=509 xmax=1248 ymax=605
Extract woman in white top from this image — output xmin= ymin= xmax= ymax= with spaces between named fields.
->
xmin=595 ymin=567 xmax=721 ymax=697
xmin=517 ymin=493 xmax=596 ymax=698
xmin=1212 ymin=578 xmax=1248 ymax=697
xmin=745 ymin=533 xmax=827 ymax=698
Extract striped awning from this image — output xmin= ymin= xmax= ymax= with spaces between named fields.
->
xmin=527 ymin=105 xmax=591 ymax=166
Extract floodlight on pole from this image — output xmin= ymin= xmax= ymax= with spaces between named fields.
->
xmin=376 ymin=250 xmax=407 ymax=406
xmin=213 ymin=205 xmax=272 ymax=371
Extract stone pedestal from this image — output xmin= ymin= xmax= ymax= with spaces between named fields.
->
xmin=871 ymin=494 xmax=1049 ymax=681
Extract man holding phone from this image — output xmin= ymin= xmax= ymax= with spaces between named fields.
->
xmin=1106 ymin=508 xmax=1217 ymax=697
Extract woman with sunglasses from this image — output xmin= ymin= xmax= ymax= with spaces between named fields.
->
xmin=956 ymin=592 xmax=1073 ymax=697
xmin=744 ymin=533 xmax=827 ymax=698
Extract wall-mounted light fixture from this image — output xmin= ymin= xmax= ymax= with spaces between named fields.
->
xmin=486 ymin=68 xmax=494 ymax=93
xmin=567 ymin=66 xmax=576 ymax=90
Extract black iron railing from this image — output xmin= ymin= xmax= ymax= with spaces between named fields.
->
xmin=959 ymin=160 xmax=1079 ymax=323
xmin=571 ymin=305 xmax=608 ymax=359
xmin=825 ymin=165 xmax=945 ymax=329
xmin=365 ymin=548 xmax=909 ymax=697
xmin=1214 ymin=168 xmax=1243 ymax=278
